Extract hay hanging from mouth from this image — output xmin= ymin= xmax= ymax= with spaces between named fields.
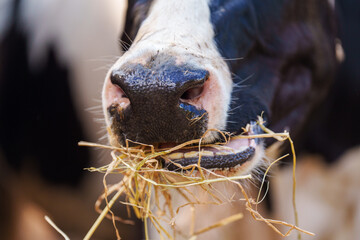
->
xmin=77 ymin=117 xmax=314 ymax=240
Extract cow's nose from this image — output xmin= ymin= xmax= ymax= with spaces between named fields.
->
xmin=107 ymin=64 xmax=209 ymax=144
xmin=110 ymin=66 xmax=208 ymax=104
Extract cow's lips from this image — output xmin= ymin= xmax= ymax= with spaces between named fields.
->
xmin=159 ymin=124 xmax=261 ymax=171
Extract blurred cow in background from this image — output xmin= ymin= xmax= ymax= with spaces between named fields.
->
xmin=0 ymin=0 xmax=143 ymax=239
xmin=274 ymin=0 xmax=360 ymax=238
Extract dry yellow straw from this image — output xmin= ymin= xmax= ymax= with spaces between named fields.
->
xmin=193 ymin=213 xmax=244 ymax=236
xmin=79 ymin=116 xmax=313 ymax=239
xmin=84 ymin=185 xmax=124 ymax=240
xmin=45 ymin=216 xmax=70 ymax=240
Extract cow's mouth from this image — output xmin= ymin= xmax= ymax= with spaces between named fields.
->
xmin=159 ymin=123 xmax=262 ymax=172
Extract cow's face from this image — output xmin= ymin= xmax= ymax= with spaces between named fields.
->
xmin=102 ymin=0 xmax=336 ymax=175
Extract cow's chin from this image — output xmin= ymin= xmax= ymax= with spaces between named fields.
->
xmin=158 ymin=123 xmax=265 ymax=177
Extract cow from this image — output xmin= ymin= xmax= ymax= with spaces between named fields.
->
xmin=103 ymin=0 xmax=337 ymax=176
xmin=102 ymin=0 xmax=340 ymax=239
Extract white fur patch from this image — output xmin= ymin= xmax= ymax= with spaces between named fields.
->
xmin=18 ymin=0 xmax=126 ymax=68
xmin=13 ymin=0 xmax=126 ymax=141
xmin=103 ymin=0 xmax=233 ymax=143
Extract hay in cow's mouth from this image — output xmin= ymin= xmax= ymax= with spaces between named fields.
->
xmin=159 ymin=122 xmax=261 ymax=171
xmin=77 ymin=117 xmax=314 ymax=240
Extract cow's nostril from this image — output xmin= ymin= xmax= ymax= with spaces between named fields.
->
xmin=111 ymin=71 xmax=126 ymax=88
xmin=180 ymin=86 xmax=204 ymax=100
xmin=110 ymin=70 xmax=130 ymax=98
xmin=120 ymin=90 xmax=128 ymax=99
xmin=180 ymin=70 xmax=209 ymax=101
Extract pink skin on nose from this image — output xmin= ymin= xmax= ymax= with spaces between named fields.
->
xmin=103 ymin=75 xmax=130 ymax=110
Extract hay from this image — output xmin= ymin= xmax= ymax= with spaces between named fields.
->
xmin=45 ymin=216 xmax=70 ymax=240
xmin=78 ymin=117 xmax=314 ymax=240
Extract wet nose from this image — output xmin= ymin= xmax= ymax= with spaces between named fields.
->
xmin=108 ymin=63 xmax=209 ymax=144
xmin=110 ymin=65 xmax=209 ymax=104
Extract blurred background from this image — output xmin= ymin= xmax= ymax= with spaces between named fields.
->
xmin=0 ymin=0 xmax=359 ymax=240
xmin=0 ymin=0 xmax=143 ymax=239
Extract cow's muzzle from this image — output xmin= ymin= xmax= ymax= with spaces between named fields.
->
xmin=106 ymin=61 xmax=210 ymax=145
